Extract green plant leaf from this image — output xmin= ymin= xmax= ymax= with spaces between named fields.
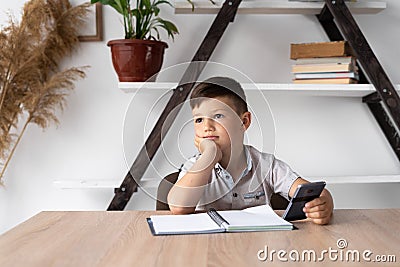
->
xmin=94 ymin=0 xmax=127 ymax=16
xmin=153 ymin=0 xmax=173 ymax=8
xmin=153 ymin=6 xmax=160 ymax=16
xmin=153 ymin=27 xmax=161 ymax=41
xmin=155 ymin=18 xmax=178 ymax=40
xmin=96 ymin=0 xmax=189 ymax=40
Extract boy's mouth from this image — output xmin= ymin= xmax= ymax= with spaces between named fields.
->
xmin=204 ymin=136 xmax=218 ymax=140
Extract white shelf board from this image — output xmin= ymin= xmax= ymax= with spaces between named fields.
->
xmin=175 ymin=0 xmax=386 ymax=15
xmin=307 ymin=175 xmax=400 ymax=184
xmin=119 ymin=82 xmax=178 ymax=93
xmin=119 ymin=82 xmax=399 ymax=97
xmin=53 ymin=179 xmax=159 ymax=189
xmin=53 ymin=175 xmax=400 ymax=189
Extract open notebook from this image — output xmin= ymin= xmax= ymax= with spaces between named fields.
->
xmin=147 ymin=205 xmax=293 ymax=235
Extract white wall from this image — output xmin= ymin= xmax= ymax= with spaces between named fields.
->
xmin=1 ymin=0 xmax=400 ymax=234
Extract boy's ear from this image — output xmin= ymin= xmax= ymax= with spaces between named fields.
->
xmin=241 ymin=112 xmax=251 ymax=130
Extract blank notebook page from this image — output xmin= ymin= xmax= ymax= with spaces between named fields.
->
xmin=218 ymin=205 xmax=292 ymax=228
xmin=149 ymin=213 xmax=222 ymax=234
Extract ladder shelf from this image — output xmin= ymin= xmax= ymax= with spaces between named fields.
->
xmin=107 ymin=0 xmax=399 ymax=211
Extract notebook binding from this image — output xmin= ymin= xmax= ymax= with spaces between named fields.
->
xmin=207 ymin=209 xmax=229 ymax=227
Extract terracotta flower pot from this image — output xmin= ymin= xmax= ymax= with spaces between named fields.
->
xmin=107 ymin=39 xmax=168 ymax=82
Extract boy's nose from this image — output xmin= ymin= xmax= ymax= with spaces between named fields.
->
xmin=203 ymin=118 xmax=214 ymax=129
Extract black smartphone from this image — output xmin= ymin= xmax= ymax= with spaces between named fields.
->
xmin=282 ymin=181 xmax=326 ymax=221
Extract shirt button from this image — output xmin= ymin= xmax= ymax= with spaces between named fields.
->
xmin=233 ymin=193 xmax=238 ymax=198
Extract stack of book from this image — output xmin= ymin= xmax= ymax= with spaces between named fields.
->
xmin=290 ymin=41 xmax=359 ymax=84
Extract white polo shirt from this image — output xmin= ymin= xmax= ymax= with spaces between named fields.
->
xmin=177 ymin=145 xmax=300 ymax=211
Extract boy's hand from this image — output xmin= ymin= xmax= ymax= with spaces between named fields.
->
xmin=303 ymin=189 xmax=333 ymax=225
xmin=194 ymin=135 xmax=205 ymax=152
xmin=194 ymin=137 xmax=222 ymax=163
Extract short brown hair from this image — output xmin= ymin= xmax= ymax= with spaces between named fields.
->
xmin=189 ymin=77 xmax=248 ymax=115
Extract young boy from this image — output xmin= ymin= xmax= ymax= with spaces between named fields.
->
xmin=167 ymin=77 xmax=333 ymax=225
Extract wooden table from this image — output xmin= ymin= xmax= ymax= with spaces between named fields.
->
xmin=0 ymin=209 xmax=399 ymax=266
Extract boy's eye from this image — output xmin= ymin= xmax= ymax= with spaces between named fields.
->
xmin=214 ymin=114 xmax=224 ymax=119
xmin=195 ymin=118 xmax=203 ymax=123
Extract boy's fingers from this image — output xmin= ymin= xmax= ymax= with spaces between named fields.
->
xmin=306 ymin=210 xmax=329 ymax=218
xmin=304 ymin=197 xmax=325 ymax=208
xmin=301 ymin=194 xmax=333 ymax=225
xmin=305 ymin=209 xmax=330 ymax=219
xmin=194 ymin=136 xmax=203 ymax=150
xmin=312 ymin=217 xmax=330 ymax=225
xmin=303 ymin=203 xmax=324 ymax=213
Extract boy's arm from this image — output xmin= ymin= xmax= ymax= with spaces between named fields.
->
xmin=167 ymin=140 xmax=221 ymax=214
xmin=289 ymin=178 xmax=334 ymax=225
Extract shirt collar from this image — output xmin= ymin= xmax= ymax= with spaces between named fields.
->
xmin=214 ymin=145 xmax=253 ymax=178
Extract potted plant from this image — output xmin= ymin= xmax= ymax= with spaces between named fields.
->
xmin=91 ymin=0 xmax=181 ymax=82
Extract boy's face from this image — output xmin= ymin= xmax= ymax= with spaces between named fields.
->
xmin=191 ymin=96 xmax=248 ymax=153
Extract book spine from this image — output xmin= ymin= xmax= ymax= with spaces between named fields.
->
xmin=294 ymin=56 xmax=355 ymax=65
xmin=292 ymin=78 xmax=357 ymax=84
xmin=294 ymin=72 xmax=359 ymax=79
xmin=290 ymin=41 xmax=354 ymax=59
xmin=291 ymin=63 xmax=356 ymax=73
xmin=207 ymin=209 xmax=230 ymax=228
